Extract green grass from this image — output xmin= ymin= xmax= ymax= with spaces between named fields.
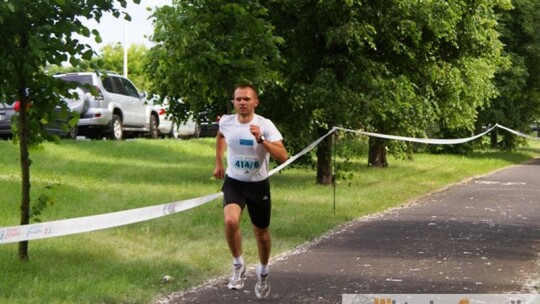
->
xmin=0 ymin=137 xmax=539 ymax=304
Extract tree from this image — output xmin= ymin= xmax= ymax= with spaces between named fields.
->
xmin=256 ymin=0 xmax=509 ymax=184
xmin=146 ymin=0 xmax=283 ymax=122
xmin=263 ymin=0 xmax=509 ymax=173
xmin=260 ymin=0 xmax=372 ymax=182
xmin=477 ymin=0 xmax=540 ymax=150
xmin=89 ymin=43 xmax=150 ymax=90
xmin=0 ymin=0 xmax=140 ymax=260
xmin=123 ymin=44 xmax=151 ymax=91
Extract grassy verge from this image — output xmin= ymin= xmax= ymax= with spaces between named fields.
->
xmin=0 ymin=137 xmax=539 ymax=304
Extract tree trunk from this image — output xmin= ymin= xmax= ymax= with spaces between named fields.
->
xmin=316 ymin=128 xmax=333 ymax=185
xmin=501 ymin=133 xmax=515 ymax=151
xmin=490 ymin=128 xmax=498 ymax=149
xmin=18 ymin=90 xmax=31 ymax=261
xmin=368 ymin=137 xmax=388 ymax=167
xmin=406 ymin=142 xmax=414 ymax=161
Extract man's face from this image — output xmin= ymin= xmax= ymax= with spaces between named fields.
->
xmin=233 ymin=87 xmax=259 ymax=116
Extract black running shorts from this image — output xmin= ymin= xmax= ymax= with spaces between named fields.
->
xmin=222 ymin=176 xmax=272 ymax=229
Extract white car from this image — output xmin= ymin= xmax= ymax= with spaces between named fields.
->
xmin=54 ymin=72 xmax=161 ymax=140
xmin=147 ymin=98 xmax=200 ymax=139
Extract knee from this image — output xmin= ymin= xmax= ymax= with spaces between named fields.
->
xmin=254 ymin=228 xmax=270 ymax=242
xmin=224 ymin=216 xmax=240 ymax=231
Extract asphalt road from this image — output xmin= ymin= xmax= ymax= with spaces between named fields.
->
xmin=161 ymin=158 xmax=540 ymax=303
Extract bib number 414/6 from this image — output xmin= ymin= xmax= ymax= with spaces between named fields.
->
xmin=235 ymin=160 xmax=260 ymax=170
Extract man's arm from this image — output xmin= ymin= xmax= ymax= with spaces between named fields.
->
xmin=260 ymin=140 xmax=288 ymax=164
xmin=213 ymin=131 xmax=227 ymax=179
xmin=250 ymin=124 xmax=288 ymax=164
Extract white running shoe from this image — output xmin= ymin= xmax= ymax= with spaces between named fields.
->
xmin=255 ymin=270 xmax=270 ymax=299
xmin=227 ymin=264 xmax=246 ymax=290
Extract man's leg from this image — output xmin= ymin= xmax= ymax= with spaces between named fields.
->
xmin=253 ymin=225 xmax=271 ymax=298
xmin=253 ymin=226 xmax=271 ymax=266
xmin=224 ymin=203 xmax=243 ymax=258
xmin=224 ymin=203 xmax=246 ymax=290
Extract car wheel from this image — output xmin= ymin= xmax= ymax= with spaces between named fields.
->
xmin=108 ymin=114 xmax=123 ymax=140
xmin=149 ymin=114 xmax=159 ymax=139
xmin=167 ymin=123 xmax=177 ymax=139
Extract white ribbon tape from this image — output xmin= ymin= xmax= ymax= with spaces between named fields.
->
xmin=497 ymin=124 xmax=540 ymax=141
xmin=335 ymin=125 xmax=498 ymax=145
xmin=269 ymin=127 xmax=337 ymax=176
xmin=1 ymin=123 xmax=536 ymax=245
xmin=0 ymin=192 xmax=223 ymax=244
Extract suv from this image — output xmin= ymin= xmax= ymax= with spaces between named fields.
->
xmin=53 ymin=72 xmax=160 ymax=140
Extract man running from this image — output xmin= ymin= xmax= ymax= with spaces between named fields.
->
xmin=213 ymin=83 xmax=288 ymax=299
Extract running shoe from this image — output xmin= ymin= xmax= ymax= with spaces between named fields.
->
xmin=227 ymin=263 xmax=246 ymax=290
xmin=255 ymin=271 xmax=270 ymax=299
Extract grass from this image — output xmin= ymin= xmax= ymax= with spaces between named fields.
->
xmin=0 ymin=137 xmax=539 ymax=304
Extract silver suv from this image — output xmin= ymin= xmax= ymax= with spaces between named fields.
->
xmin=54 ymin=71 xmax=160 ymax=140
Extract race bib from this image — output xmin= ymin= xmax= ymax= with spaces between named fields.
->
xmin=231 ymin=154 xmax=261 ymax=176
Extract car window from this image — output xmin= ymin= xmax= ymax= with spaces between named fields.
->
xmin=57 ymin=75 xmax=93 ymax=92
xmin=112 ymin=77 xmax=128 ymax=96
xmin=121 ymin=78 xmax=140 ymax=99
xmin=104 ymin=76 xmax=128 ymax=96
xmin=102 ymin=77 xmax=115 ymax=93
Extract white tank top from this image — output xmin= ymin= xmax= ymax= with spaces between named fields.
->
xmin=219 ymin=114 xmax=283 ymax=182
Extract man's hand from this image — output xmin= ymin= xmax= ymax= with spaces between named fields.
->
xmin=249 ymin=125 xmax=288 ymax=164
xmin=250 ymin=124 xmax=262 ymax=142
xmin=213 ymin=164 xmax=225 ymax=180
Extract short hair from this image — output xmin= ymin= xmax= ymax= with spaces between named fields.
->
xmin=234 ymin=83 xmax=258 ymax=99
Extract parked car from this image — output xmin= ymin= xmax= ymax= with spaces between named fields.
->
xmin=53 ymin=71 xmax=160 ymax=140
xmin=0 ymin=102 xmax=17 ymax=138
xmin=199 ymin=115 xmax=220 ymax=138
xmin=146 ymin=98 xmax=200 ymax=139
xmin=0 ymin=91 xmax=81 ymax=139
xmin=173 ymin=118 xmax=200 ymax=139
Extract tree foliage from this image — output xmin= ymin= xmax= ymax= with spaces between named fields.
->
xmin=90 ymin=43 xmax=150 ymax=90
xmin=262 ymin=0 xmax=509 ymax=170
xmin=0 ymin=0 xmax=140 ymax=260
xmin=146 ymin=0 xmax=283 ymax=121
xmin=477 ymin=0 xmax=540 ymax=150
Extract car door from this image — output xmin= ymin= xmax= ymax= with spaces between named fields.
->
xmin=119 ymin=77 xmax=146 ymax=127
xmin=103 ymin=76 xmax=131 ymax=124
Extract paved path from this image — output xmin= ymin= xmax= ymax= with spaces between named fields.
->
xmin=163 ymin=159 xmax=540 ymax=303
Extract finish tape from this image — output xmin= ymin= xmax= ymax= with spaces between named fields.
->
xmin=0 ymin=124 xmax=536 ymax=244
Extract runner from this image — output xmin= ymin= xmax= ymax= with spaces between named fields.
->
xmin=212 ymin=83 xmax=288 ymax=299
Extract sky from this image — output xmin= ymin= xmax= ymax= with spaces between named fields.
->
xmin=81 ymin=0 xmax=173 ymax=52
